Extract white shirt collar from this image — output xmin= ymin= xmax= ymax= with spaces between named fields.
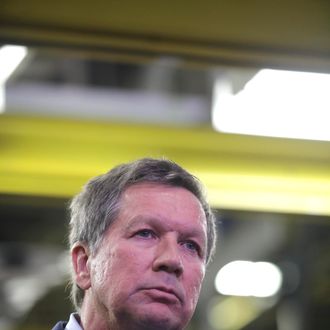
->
xmin=65 ymin=313 xmax=83 ymax=330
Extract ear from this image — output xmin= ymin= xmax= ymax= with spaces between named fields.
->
xmin=71 ymin=243 xmax=92 ymax=290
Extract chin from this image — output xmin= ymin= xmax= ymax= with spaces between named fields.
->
xmin=136 ymin=316 xmax=182 ymax=330
xmin=133 ymin=305 xmax=187 ymax=330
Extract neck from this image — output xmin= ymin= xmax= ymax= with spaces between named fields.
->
xmin=80 ymin=293 xmax=112 ymax=330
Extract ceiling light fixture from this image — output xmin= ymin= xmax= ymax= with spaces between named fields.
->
xmin=215 ymin=260 xmax=283 ymax=298
xmin=0 ymin=44 xmax=28 ymax=112
xmin=212 ymin=69 xmax=330 ymax=141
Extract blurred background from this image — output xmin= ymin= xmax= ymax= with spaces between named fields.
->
xmin=0 ymin=1 xmax=330 ymax=329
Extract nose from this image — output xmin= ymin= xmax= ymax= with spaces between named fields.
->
xmin=152 ymin=236 xmax=183 ymax=277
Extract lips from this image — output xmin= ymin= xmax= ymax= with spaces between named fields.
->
xmin=142 ymin=286 xmax=183 ymax=303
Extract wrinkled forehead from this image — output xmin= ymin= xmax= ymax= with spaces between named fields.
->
xmin=117 ymin=182 xmax=207 ymax=228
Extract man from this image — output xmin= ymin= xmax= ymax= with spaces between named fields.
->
xmin=52 ymin=158 xmax=217 ymax=330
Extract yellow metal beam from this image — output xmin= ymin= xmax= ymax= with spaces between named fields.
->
xmin=1 ymin=114 xmax=330 ymax=215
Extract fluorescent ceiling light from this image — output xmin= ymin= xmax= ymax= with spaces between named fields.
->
xmin=212 ymin=69 xmax=330 ymax=141
xmin=0 ymin=44 xmax=28 ymax=112
xmin=0 ymin=45 xmax=27 ymax=84
xmin=215 ymin=260 xmax=283 ymax=297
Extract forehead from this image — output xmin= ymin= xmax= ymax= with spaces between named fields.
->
xmin=117 ymin=183 xmax=207 ymax=232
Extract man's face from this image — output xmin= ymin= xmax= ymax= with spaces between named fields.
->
xmin=87 ymin=183 xmax=207 ymax=330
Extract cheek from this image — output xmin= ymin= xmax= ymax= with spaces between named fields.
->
xmin=90 ymin=250 xmax=126 ymax=309
xmin=90 ymin=253 xmax=113 ymax=288
xmin=91 ymin=246 xmax=144 ymax=292
xmin=185 ymin=265 xmax=205 ymax=310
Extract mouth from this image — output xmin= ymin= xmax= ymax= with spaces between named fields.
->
xmin=143 ymin=286 xmax=182 ymax=304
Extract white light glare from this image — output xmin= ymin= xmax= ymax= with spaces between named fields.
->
xmin=0 ymin=44 xmax=28 ymax=112
xmin=0 ymin=45 xmax=28 ymax=84
xmin=212 ymin=69 xmax=330 ymax=141
xmin=215 ymin=260 xmax=283 ymax=298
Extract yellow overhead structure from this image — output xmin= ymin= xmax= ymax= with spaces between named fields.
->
xmin=1 ymin=1 xmax=330 ymax=216
xmin=1 ymin=115 xmax=330 ymax=216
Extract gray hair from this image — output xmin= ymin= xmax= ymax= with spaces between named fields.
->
xmin=69 ymin=158 xmax=217 ymax=310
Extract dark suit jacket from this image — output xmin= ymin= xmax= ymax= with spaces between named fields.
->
xmin=51 ymin=321 xmax=67 ymax=330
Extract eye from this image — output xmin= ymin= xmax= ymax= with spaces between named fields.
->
xmin=182 ymin=240 xmax=200 ymax=254
xmin=134 ymin=229 xmax=155 ymax=239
